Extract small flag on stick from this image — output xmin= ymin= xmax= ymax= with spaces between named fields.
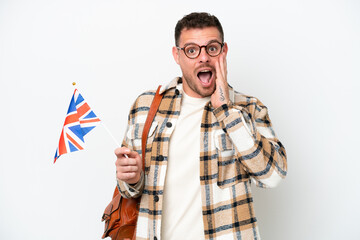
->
xmin=54 ymin=86 xmax=101 ymax=162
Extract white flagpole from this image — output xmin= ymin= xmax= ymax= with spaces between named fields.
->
xmin=101 ymin=121 xmax=121 ymax=148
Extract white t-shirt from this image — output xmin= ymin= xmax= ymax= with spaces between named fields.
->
xmin=161 ymin=91 xmax=210 ymax=240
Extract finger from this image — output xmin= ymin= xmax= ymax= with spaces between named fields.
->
xmin=118 ymin=172 xmax=137 ymax=181
xmin=114 ymin=147 xmax=131 ymax=157
xmin=118 ymin=165 xmax=139 ymax=173
xmin=223 ymin=53 xmax=227 ymax=78
xmin=126 ymin=150 xmax=140 ymax=159
xmin=117 ymin=157 xmax=138 ymax=166
xmin=215 ymin=59 xmax=222 ymax=82
xmin=219 ymin=53 xmax=226 ymax=79
xmin=216 ymin=55 xmax=226 ymax=82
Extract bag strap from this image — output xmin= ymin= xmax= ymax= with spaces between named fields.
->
xmin=112 ymin=86 xmax=163 ymax=198
xmin=141 ymin=85 xmax=163 ymax=171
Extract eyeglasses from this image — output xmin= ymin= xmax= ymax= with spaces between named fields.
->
xmin=176 ymin=41 xmax=224 ymax=59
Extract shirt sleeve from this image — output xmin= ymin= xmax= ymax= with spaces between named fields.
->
xmin=213 ymin=99 xmax=287 ymax=188
xmin=117 ymin=171 xmax=144 ymax=198
xmin=116 ymin=99 xmax=145 ymax=198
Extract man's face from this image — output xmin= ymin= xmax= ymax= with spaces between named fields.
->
xmin=172 ymin=27 xmax=228 ymax=98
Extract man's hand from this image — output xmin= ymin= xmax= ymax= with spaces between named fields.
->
xmin=211 ymin=52 xmax=229 ymax=108
xmin=115 ymin=147 xmax=142 ymax=185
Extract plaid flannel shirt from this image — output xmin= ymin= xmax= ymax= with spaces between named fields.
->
xmin=117 ymin=77 xmax=287 ymax=240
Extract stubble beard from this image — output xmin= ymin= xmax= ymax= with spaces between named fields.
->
xmin=182 ymin=73 xmax=216 ymax=98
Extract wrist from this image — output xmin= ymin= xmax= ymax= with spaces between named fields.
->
xmin=128 ymin=171 xmax=143 ymax=186
xmin=213 ymin=101 xmax=233 ymax=121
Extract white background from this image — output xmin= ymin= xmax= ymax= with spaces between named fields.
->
xmin=1 ymin=0 xmax=359 ymax=239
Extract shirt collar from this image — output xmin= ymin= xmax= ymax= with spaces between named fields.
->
xmin=159 ymin=77 xmax=181 ymax=95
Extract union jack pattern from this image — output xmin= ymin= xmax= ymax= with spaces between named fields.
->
xmin=54 ymin=89 xmax=101 ymax=162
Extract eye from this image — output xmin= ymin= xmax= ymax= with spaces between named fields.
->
xmin=207 ymin=45 xmax=218 ymax=53
xmin=186 ymin=47 xmax=197 ymax=54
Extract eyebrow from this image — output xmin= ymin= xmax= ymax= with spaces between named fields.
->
xmin=182 ymin=39 xmax=221 ymax=47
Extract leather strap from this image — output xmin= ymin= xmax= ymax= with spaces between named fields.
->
xmin=112 ymin=86 xmax=162 ymax=198
xmin=141 ymin=85 xmax=163 ymax=171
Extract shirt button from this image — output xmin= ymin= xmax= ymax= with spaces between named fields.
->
xmin=154 ymin=195 xmax=159 ymax=202
xmin=158 ymin=155 xmax=164 ymax=161
xmin=175 ymin=89 xmax=180 ymax=95
xmin=166 ymin=122 xmax=172 ymax=128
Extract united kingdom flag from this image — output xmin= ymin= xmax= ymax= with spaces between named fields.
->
xmin=54 ymin=89 xmax=101 ymax=163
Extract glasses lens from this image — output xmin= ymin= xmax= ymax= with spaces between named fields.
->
xmin=184 ymin=45 xmax=200 ymax=58
xmin=206 ymin=42 xmax=222 ymax=57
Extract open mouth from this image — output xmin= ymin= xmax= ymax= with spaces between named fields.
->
xmin=197 ymin=70 xmax=213 ymax=87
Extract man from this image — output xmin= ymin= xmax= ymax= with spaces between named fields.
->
xmin=115 ymin=12 xmax=287 ymax=240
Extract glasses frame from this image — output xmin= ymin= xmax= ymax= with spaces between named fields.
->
xmin=176 ymin=41 xmax=224 ymax=59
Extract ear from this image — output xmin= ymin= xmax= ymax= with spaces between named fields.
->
xmin=172 ymin=46 xmax=180 ymax=65
xmin=222 ymin=42 xmax=228 ymax=57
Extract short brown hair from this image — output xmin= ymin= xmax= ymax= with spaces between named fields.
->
xmin=174 ymin=12 xmax=224 ymax=47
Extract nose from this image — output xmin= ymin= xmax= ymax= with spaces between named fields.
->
xmin=198 ymin=46 xmax=210 ymax=63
